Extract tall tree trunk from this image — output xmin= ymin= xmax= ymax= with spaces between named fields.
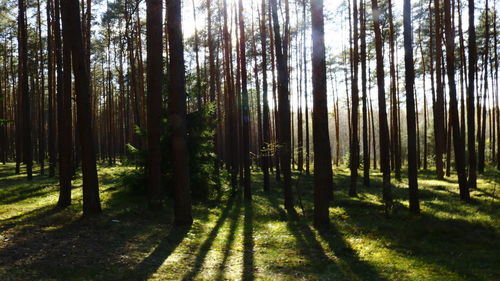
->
xmin=434 ymin=0 xmax=446 ymax=179
xmin=467 ymin=0 xmax=477 ymax=188
xmin=388 ymin=0 xmax=400 ymax=180
xmin=238 ymin=0 xmax=251 ymax=200
xmin=47 ymin=0 xmax=57 ymax=177
xmin=55 ymin=0 xmax=72 ymax=207
xmin=261 ymin=0 xmax=271 ymax=192
xmin=360 ymin=0 xmax=369 ymax=187
xmin=349 ymin=0 xmax=360 ymax=196
xmin=478 ymin=0 xmax=489 ymax=174
xmin=403 ymin=0 xmax=420 ymax=214
xmin=146 ymin=0 xmax=163 ymax=209
xmin=223 ymin=0 xmax=238 ymax=190
xmin=36 ymin=0 xmax=45 ymax=176
xmin=303 ymin=1 xmax=310 ymax=175
xmin=270 ymin=0 xmax=294 ymax=211
xmin=18 ymin=0 xmax=32 ymax=180
xmin=311 ymin=0 xmax=333 ymax=228
xmin=418 ymin=28 xmax=429 ymax=170
xmin=61 ymin=0 xmax=102 ymax=215
xmin=167 ymin=0 xmax=192 ymax=225
xmin=444 ymin=0 xmax=470 ymax=201
xmin=371 ymin=0 xmax=392 ymax=210
xmin=191 ymin=0 xmax=202 ymax=109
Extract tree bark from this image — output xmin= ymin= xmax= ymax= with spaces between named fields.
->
xmin=311 ymin=0 xmax=333 ymax=228
xmin=146 ymin=0 xmax=163 ymax=209
xmin=444 ymin=0 xmax=470 ymax=201
xmin=403 ymin=0 xmax=420 ymax=214
xmin=167 ymin=0 xmax=192 ymax=225
xmin=467 ymin=0 xmax=477 ymax=188
xmin=349 ymin=0 xmax=359 ymax=196
xmin=18 ymin=0 xmax=32 ymax=180
xmin=61 ymin=0 xmax=102 ymax=215
xmin=270 ymin=0 xmax=294 ymax=211
xmin=371 ymin=0 xmax=392 ymax=209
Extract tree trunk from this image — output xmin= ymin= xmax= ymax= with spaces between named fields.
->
xmin=238 ymin=0 xmax=251 ymax=200
xmin=167 ymin=0 xmax=192 ymax=225
xmin=443 ymin=0 xmax=470 ymax=201
xmin=467 ymin=0 xmax=477 ymax=187
xmin=388 ymin=0 xmax=400 ymax=181
xmin=146 ymin=0 xmax=163 ymax=209
xmin=434 ymin=0 xmax=446 ymax=180
xmin=261 ymin=0 xmax=271 ymax=192
xmin=360 ymin=0 xmax=369 ymax=187
xmin=270 ymin=0 xmax=294 ymax=211
xmin=403 ymin=0 xmax=420 ymax=214
xmin=18 ymin=0 xmax=32 ymax=180
xmin=55 ymin=0 xmax=72 ymax=207
xmin=371 ymin=0 xmax=392 ymax=210
xmin=311 ymin=0 xmax=333 ymax=228
xmin=349 ymin=0 xmax=359 ymax=196
xmin=61 ymin=0 xmax=102 ymax=215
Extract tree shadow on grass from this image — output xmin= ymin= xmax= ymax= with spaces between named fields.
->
xmin=130 ymin=224 xmax=190 ymax=281
xmin=181 ymin=194 xmax=240 ymax=281
xmin=242 ymin=200 xmax=254 ymax=281
xmin=334 ymin=198 xmax=499 ymax=280
xmin=267 ymin=193 xmax=387 ymax=281
xmin=214 ymin=195 xmax=242 ymax=280
xmin=0 ymin=205 xmax=63 ymax=233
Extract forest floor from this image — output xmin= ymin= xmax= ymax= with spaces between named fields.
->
xmin=0 ymin=163 xmax=499 ymax=281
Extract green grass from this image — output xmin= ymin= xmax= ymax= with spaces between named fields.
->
xmin=0 ymin=163 xmax=499 ymax=280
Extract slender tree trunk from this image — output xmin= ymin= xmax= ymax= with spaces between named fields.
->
xmin=19 ymin=0 xmax=32 ymax=180
xmin=360 ymin=0 xmax=369 ymax=187
xmin=47 ymin=0 xmax=57 ymax=177
xmin=167 ymin=0 xmax=192 ymax=225
xmin=478 ymin=0 xmax=489 ymax=174
xmin=311 ymin=0 xmax=333 ymax=228
xmin=261 ymin=0 xmax=271 ymax=192
xmin=434 ymin=0 xmax=446 ymax=179
xmin=349 ymin=0 xmax=360 ymax=196
xmin=271 ymin=0 xmax=294 ymax=211
xmin=444 ymin=0 xmax=469 ymax=201
xmin=403 ymin=0 xmax=420 ymax=214
xmin=146 ymin=0 xmax=163 ymax=209
xmin=238 ymin=0 xmax=251 ymax=200
xmin=418 ymin=29 xmax=429 ymax=170
xmin=55 ymin=0 xmax=72 ymax=208
xmin=388 ymin=0 xmax=400 ymax=180
xmin=371 ymin=0 xmax=392 ymax=210
xmin=303 ymin=1 xmax=310 ymax=175
xmin=467 ymin=0 xmax=477 ymax=188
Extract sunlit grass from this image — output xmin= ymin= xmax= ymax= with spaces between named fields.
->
xmin=0 ymin=162 xmax=498 ymax=280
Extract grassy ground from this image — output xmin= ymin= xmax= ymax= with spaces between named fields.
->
xmin=0 ymin=163 xmax=499 ymax=281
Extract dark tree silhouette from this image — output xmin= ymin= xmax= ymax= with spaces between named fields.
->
xmin=146 ymin=0 xmax=163 ymax=209
xmin=167 ymin=0 xmax=192 ymax=225
xmin=311 ymin=0 xmax=333 ymax=228
xmin=403 ymin=0 xmax=420 ymax=214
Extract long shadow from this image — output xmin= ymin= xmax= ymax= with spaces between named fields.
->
xmin=267 ymin=194 xmax=373 ymax=280
xmin=0 ymin=205 xmax=62 ymax=233
xmin=130 ymin=225 xmax=190 ymax=281
xmin=334 ymin=198 xmax=498 ymax=280
xmin=316 ymin=225 xmax=388 ymax=281
xmin=242 ymin=200 xmax=254 ymax=281
xmin=181 ymin=194 xmax=239 ymax=280
xmin=214 ymin=195 xmax=242 ymax=280
xmin=1 ymin=184 xmax=56 ymax=205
